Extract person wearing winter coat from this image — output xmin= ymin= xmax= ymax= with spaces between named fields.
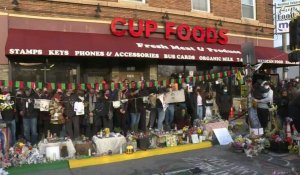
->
xmin=254 ymin=81 xmax=273 ymax=129
xmin=115 ymin=87 xmax=129 ymax=134
xmin=49 ymin=93 xmax=65 ymax=137
xmin=0 ymin=93 xmax=16 ymax=146
xmin=217 ymin=86 xmax=232 ymax=120
xmin=276 ymin=90 xmax=289 ymax=126
xmin=38 ymin=88 xmax=52 ymax=139
xmin=63 ymin=89 xmax=78 ymax=139
xmin=128 ymin=88 xmax=143 ymax=132
xmin=19 ymin=88 xmax=39 ymax=144
xmin=288 ymin=91 xmax=300 ymax=132
xmin=102 ymin=90 xmax=114 ymax=131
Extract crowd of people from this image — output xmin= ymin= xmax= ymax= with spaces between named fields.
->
xmin=250 ymin=76 xmax=300 ymax=134
xmin=0 ymin=79 xmax=233 ymax=146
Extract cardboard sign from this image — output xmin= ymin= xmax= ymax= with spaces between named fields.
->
xmin=34 ymin=99 xmax=41 ymax=109
xmin=191 ymin=134 xmax=200 ymax=144
xmin=250 ymin=128 xmax=264 ymax=136
xmin=165 ymin=89 xmax=185 ymax=103
xmin=112 ymin=101 xmax=121 ymax=108
xmin=166 ymin=135 xmax=177 ymax=147
xmin=213 ymin=128 xmax=233 ymax=145
xmin=40 ymin=99 xmax=50 ymax=111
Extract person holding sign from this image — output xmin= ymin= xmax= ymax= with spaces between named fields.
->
xmin=20 ymin=88 xmax=39 ymax=145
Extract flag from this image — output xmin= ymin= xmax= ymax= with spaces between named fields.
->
xmin=4 ymin=80 xmax=8 ymax=87
xmin=99 ymin=83 xmax=103 ymax=90
xmin=87 ymin=83 xmax=91 ymax=90
xmin=171 ymin=79 xmax=175 ymax=84
xmin=137 ymin=81 xmax=141 ymax=89
xmin=211 ymin=73 xmax=215 ymax=79
xmin=104 ymin=83 xmax=109 ymax=90
xmin=228 ymin=70 xmax=231 ymax=77
xmin=95 ymin=83 xmax=99 ymax=91
xmin=154 ymin=80 xmax=158 ymax=87
xmin=178 ymin=78 xmax=182 ymax=84
xmin=224 ymin=71 xmax=228 ymax=77
xmin=0 ymin=80 xmax=2 ymax=87
xmin=146 ymin=82 xmax=150 ymax=88
xmin=186 ymin=77 xmax=189 ymax=83
xmin=111 ymin=83 xmax=114 ymax=90
xmin=61 ymin=83 xmax=66 ymax=90
xmin=163 ymin=80 xmax=166 ymax=87
xmin=15 ymin=81 xmax=20 ymax=88
xmin=19 ymin=81 xmax=24 ymax=89
xmin=149 ymin=81 xmax=153 ymax=87
xmin=57 ymin=83 xmax=62 ymax=90
xmin=120 ymin=83 xmax=123 ymax=90
xmin=38 ymin=82 xmax=43 ymax=89
xmin=114 ymin=83 xmax=119 ymax=90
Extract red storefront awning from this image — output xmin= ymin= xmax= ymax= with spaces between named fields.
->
xmin=255 ymin=46 xmax=299 ymax=66
xmin=5 ymin=29 xmax=243 ymax=63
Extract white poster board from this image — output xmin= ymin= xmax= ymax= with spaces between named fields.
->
xmin=164 ymin=89 xmax=185 ymax=103
xmin=191 ymin=134 xmax=200 ymax=144
xmin=212 ymin=128 xmax=233 ymax=145
xmin=40 ymin=99 xmax=50 ymax=111
xmin=250 ymin=128 xmax=264 ymax=136
xmin=34 ymin=99 xmax=41 ymax=109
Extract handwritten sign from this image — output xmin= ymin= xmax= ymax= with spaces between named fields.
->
xmin=165 ymin=89 xmax=185 ymax=103
xmin=212 ymin=128 xmax=233 ymax=145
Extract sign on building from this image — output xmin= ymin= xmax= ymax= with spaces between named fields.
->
xmin=275 ymin=0 xmax=300 ymax=34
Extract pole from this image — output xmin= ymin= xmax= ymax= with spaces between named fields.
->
xmin=281 ymin=0 xmax=288 ymax=80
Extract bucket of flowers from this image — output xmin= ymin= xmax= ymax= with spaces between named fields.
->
xmin=269 ymin=134 xmax=290 ymax=153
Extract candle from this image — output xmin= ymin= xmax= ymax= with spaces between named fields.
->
xmin=88 ymin=148 xmax=91 ymax=156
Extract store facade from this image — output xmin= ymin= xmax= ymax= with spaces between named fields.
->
xmin=0 ymin=12 xmax=292 ymax=86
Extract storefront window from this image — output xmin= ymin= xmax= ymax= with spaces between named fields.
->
xmin=12 ymin=62 xmax=44 ymax=82
xmin=12 ymin=61 xmax=78 ymax=83
xmin=45 ymin=63 xmax=78 ymax=83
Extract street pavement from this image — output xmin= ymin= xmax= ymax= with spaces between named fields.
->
xmin=23 ymin=145 xmax=300 ymax=175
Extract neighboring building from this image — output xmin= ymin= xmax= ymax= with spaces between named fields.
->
xmin=275 ymin=45 xmax=299 ymax=80
xmin=0 ymin=0 xmax=291 ymax=84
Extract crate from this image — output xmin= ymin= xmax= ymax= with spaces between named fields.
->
xmin=269 ymin=141 xmax=289 ymax=154
xmin=136 ymin=137 xmax=151 ymax=150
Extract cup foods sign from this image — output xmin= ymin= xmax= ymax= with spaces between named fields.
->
xmin=110 ymin=17 xmax=229 ymax=45
xmin=276 ymin=0 xmax=300 ymax=34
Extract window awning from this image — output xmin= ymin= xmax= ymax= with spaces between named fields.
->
xmin=5 ymin=29 xmax=243 ymax=63
xmin=255 ymin=46 xmax=299 ymax=66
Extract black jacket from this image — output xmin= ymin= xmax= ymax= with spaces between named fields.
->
xmin=20 ymin=93 xmax=39 ymax=118
xmin=217 ymin=93 xmax=232 ymax=113
xmin=62 ymin=93 xmax=78 ymax=117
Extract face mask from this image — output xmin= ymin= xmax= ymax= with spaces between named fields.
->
xmin=264 ymin=85 xmax=270 ymax=89
xmin=6 ymin=96 xmax=11 ymax=101
xmin=224 ymin=89 xmax=228 ymax=93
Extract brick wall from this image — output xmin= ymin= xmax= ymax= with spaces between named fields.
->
xmin=0 ymin=65 xmax=9 ymax=81
xmin=0 ymin=0 xmax=274 ymax=35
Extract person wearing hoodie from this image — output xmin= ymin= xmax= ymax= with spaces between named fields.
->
xmin=20 ymin=88 xmax=39 ymax=144
xmin=0 ymin=92 xmax=16 ymax=146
